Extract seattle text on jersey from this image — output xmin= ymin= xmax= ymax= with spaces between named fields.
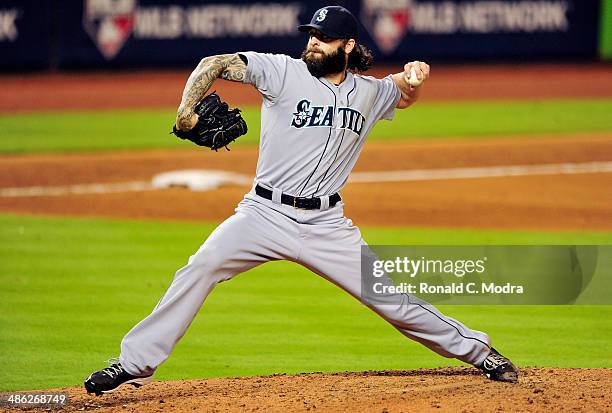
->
xmin=290 ymin=99 xmax=365 ymax=135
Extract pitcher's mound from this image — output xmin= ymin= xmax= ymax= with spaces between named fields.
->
xmin=41 ymin=367 xmax=612 ymax=412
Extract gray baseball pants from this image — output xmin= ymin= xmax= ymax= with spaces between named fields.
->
xmin=119 ymin=188 xmax=491 ymax=377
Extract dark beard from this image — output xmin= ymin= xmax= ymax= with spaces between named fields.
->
xmin=301 ymin=45 xmax=347 ymax=78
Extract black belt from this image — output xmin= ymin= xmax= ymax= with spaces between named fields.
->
xmin=255 ymin=185 xmax=341 ymax=210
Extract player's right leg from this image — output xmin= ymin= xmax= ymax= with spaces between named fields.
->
xmin=84 ymin=198 xmax=299 ymax=395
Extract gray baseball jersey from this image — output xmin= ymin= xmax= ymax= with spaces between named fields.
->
xmin=118 ymin=52 xmax=491 ymax=378
xmin=240 ymin=51 xmax=400 ymax=197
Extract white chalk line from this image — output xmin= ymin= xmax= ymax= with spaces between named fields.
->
xmin=1 ymin=161 xmax=611 ymax=198
xmin=0 ymin=181 xmax=153 ymax=197
xmin=349 ymin=161 xmax=612 ymax=183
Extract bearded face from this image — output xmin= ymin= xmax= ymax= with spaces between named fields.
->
xmin=301 ymin=43 xmax=347 ymax=78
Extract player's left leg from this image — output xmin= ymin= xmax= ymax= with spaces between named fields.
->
xmin=296 ymin=212 xmax=517 ymax=381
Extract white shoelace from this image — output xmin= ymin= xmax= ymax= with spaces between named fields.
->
xmin=102 ymin=358 xmax=124 ymax=379
xmin=483 ymin=352 xmax=509 ymax=370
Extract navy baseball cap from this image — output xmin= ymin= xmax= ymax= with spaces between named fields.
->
xmin=298 ymin=6 xmax=359 ymax=39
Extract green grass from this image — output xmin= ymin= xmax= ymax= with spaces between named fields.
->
xmin=1 ymin=99 xmax=611 ymax=153
xmin=1 ymin=213 xmax=611 ymax=391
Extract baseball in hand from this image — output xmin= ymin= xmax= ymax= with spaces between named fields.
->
xmin=407 ymin=67 xmax=423 ymax=87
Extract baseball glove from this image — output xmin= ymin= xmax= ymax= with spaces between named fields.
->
xmin=171 ymin=92 xmax=247 ymax=151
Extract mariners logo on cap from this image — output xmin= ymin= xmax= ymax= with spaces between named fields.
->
xmin=316 ymin=9 xmax=328 ymax=22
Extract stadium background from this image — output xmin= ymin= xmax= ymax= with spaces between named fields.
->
xmin=0 ymin=0 xmax=611 ymax=411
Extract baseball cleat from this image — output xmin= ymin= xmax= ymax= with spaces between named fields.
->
xmin=84 ymin=358 xmax=153 ymax=395
xmin=477 ymin=347 xmax=519 ymax=383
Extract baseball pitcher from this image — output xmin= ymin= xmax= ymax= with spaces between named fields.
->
xmin=85 ymin=5 xmax=518 ymax=395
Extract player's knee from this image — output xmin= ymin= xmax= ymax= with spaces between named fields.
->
xmin=374 ymin=300 xmax=415 ymax=327
xmin=186 ymin=247 xmax=227 ymax=279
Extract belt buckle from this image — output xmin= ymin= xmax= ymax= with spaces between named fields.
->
xmin=294 ymin=196 xmax=309 ymax=209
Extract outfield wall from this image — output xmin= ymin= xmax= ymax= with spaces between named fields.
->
xmin=0 ymin=0 xmax=604 ymax=71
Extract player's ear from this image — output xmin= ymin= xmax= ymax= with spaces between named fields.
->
xmin=344 ymin=39 xmax=356 ymax=54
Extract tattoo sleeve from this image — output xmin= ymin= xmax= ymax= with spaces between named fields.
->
xmin=176 ymin=53 xmax=246 ymax=130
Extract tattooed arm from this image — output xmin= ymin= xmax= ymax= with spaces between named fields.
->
xmin=175 ymin=53 xmax=247 ymax=131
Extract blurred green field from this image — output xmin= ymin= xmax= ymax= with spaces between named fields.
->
xmin=0 ymin=99 xmax=611 ymax=153
xmin=1 ymin=213 xmax=611 ymax=391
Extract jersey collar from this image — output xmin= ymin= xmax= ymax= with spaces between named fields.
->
xmin=320 ymin=71 xmax=353 ymax=90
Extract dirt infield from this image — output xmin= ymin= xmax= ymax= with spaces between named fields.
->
xmin=10 ymin=367 xmax=609 ymax=413
xmin=1 ymin=134 xmax=611 ymax=230
xmin=2 ymin=63 xmax=612 ymax=112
